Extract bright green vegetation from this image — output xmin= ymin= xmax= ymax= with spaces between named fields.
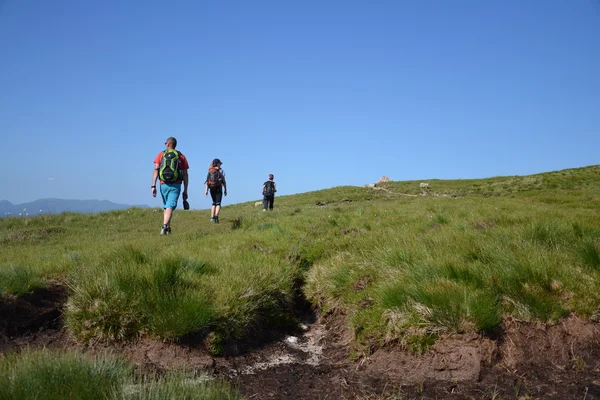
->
xmin=1 ymin=165 xmax=599 ymax=354
xmin=0 ymin=349 xmax=241 ymax=400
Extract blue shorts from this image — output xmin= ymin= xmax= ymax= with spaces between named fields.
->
xmin=160 ymin=183 xmax=181 ymax=210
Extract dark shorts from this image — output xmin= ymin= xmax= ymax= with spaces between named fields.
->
xmin=209 ymin=187 xmax=223 ymax=206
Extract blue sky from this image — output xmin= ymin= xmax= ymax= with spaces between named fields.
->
xmin=1 ymin=0 xmax=598 ymax=208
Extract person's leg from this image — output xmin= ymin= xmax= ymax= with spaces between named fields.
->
xmin=160 ymin=185 xmax=169 ymax=234
xmin=163 ymin=208 xmax=173 ymax=225
xmin=160 ymin=184 xmax=180 ymax=233
xmin=214 ymin=190 xmax=223 ymax=222
xmin=269 ymin=196 xmax=274 ymax=210
xmin=210 ymin=189 xmax=218 ymax=220
xmin=164 ymin=184 xmax=180 ymax=226
xmin=263 ymin=196 xmax=268 ymax=211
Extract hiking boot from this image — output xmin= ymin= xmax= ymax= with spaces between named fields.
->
xmin=210 ymin=218 xmax=215 ymax=223
xmin=166 ymin=226 xmax=172 ymax=235
xmin=214 ymin=216 xmax=219 ymax=224
xmin=160 ymin=224 xmax=169 ymax=235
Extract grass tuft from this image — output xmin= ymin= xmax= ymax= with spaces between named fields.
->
xmin=65 ymin=251 xmax=215 ymax=341
xmin=127 ymin=372 xmax=242 ymax=400
xmin=231 ymin=216 xmax=242 ymax=230
xmin=579 ymin=241 xmax=600 ymax=270
xmin=0 ymin=349 xmax=128 ymax=400
xmin=525 ymin=220 xmax=573 ymax=250
xmin=0 ymin=265 xmax=43 ymax=296
xmin=0 ymin=349 xmax=242 ymax=400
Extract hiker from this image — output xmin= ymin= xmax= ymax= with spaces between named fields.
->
xmin=205 ymin=158 xmax=227 ymax=223
xmin=261 ymin=174 xmax=277 ymax=211
xmin=151 ymin=137 xmax=189 ymax=235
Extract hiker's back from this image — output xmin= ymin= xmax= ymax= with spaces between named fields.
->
xmin=207 ymin=167 xmax=223 ymax=189
xmin=263 ymin=180 xmax=276 ymax=196
xmin=159 ymin=149 xmax=183 ymax=183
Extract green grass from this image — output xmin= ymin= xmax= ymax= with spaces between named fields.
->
xmin=65 ymin=248 xmax=217 ymax=341
xmin=126 ymin=372 xmax=241 ymax=400
xmin=0 ymin=349 xmax=128 ymax=400
xmin=0 ymin=349 xmax=241 ymax=400
xmin=1 ymin=165 xmax=600 ymax=354
xmin=0 ymin=265 xmax=43 ymax=296
xmin=64 ymin=245 xmax=299 ymax=346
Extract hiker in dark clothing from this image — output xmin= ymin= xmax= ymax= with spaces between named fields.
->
xmin=261 ymin=174 xmax=277 ymax=211
xmin=205 ymin=158 xmax=226 ymax=223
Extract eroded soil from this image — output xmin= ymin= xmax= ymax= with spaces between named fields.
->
xmin=2 ymin=286 xmax=600 ymax=399
xmin=0 ymin=284 xmax=71 ymax=353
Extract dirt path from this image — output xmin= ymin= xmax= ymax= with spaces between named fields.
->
xmin=2 ymin=286 xmax=600 ymax=399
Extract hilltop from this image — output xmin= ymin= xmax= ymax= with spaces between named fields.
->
xmin=1 ymin=165 xmax=599 ymax=399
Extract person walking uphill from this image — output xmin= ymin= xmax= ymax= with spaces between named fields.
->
xmin=262 ymin=174 xmax=277 ymax=211
xmin=151 ymin=137 xmax=189 ymax=235
xmin=205 ymin=159 xmax=226 ymax=223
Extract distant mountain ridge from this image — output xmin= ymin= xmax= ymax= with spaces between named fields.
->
xmin=0 ymin=198 xmax=149 ymax=217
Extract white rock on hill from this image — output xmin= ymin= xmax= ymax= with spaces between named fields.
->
xmin=364 ymin=176 xmax=392 ymax=189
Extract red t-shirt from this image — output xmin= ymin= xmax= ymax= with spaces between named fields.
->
xmin=154 ymin=151 xmax=190 ymax=184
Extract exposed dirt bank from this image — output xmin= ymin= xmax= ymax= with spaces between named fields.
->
xmin=2 ymin=286 xmax=600 ymax=399
xmin=0 ymin=284 xmax=70 ymax=353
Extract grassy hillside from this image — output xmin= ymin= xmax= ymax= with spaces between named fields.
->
xmin=1 ymin=165 xmax=599 ymax=354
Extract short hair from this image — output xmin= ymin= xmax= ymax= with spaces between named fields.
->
xmin=166 ymin=137 xmax=177 ymax=148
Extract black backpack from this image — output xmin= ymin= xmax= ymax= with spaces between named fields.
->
xmin=159 ymin=149 xmax=182 ymax=183
xmin=206 ymin=167 xmax=223 ymax=189
xmin=264 ymin=181 xmax=275 ymax=196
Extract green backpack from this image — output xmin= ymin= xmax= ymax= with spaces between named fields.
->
xmin=159 ymin=149 xmax=182 ymax=183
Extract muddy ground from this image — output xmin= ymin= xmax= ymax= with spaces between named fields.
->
xmin=2 ymin=285 xmax=600 ymax=399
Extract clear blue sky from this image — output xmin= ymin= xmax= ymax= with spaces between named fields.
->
xmin=1 ymin=0 xmax=598 ymax=208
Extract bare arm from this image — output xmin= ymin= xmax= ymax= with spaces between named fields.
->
xmin=182 ymin=169 xmax=189 ymax=200
xmin=151 ymin=163 xmax=159 ymax=197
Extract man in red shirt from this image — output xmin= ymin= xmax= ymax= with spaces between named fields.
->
xmin=151 ymin=137 xmax=189 ymax=235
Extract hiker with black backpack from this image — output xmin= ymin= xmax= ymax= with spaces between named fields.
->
xmin=205 ymin=158 xmax=227 ymax=223
xmin=152 ymin=137 xmax=189 ymax=235
xmin=261 ymin=174 xmax=277 ymax=211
